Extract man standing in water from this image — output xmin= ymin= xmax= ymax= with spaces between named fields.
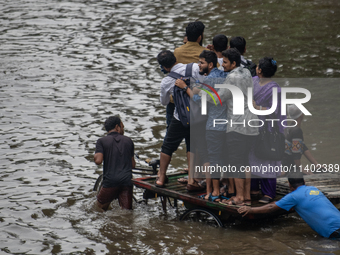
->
xmin=238 ymin=173 xmax=340 ymax=239
xmin=94 ymin=116 xmax=135 ymax=211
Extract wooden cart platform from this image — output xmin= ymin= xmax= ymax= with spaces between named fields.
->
xmin=132 ymin=173 xmax=292 ymax=225
xmin=132 ymin=172 xmax=340 ymax=226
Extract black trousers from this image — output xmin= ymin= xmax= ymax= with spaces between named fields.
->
xmin=161 ymin=118 xmax=190 ymax=157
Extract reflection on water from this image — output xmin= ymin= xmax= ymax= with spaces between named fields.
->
xmin=0 ymin=0 xmax=340 ymax=253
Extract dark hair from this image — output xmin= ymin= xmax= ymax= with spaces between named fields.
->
xmin=222 ymin=48 xmax=241 ymax=67
xmin=230 ymin=36 xmax=246 ymax=55
xmin=213 ymin=34 xmax=228 ymax=52
xmin=104 ymin=116 xmax=121 ymax=132
xmin=186 ymin=21 xmax=205 ymax=42
xmin=199 ymin=50 xmax=217 ymax=67
xmin=157 ymin=50 xmax=176 ymax=69
xmin=258 ymin=57 xmax=277 ymax=77
xmin=288 ymin=172 xmax=305 ymax=189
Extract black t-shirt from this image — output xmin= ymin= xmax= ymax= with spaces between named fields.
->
xmin=95 ymin=132 xmax=134 ymax=188
xmin=282 ymin=126 xmax=308 ymax=167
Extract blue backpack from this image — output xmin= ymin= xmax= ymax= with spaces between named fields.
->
xmin=167 ymin=63 xmax=193 ymax=128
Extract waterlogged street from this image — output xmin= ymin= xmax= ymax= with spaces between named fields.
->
xmin=1 ymin=0 xmax=340 ymax=254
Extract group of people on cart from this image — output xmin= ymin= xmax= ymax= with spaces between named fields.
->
xmin=93 ymin=20 xmax=340 ymax=239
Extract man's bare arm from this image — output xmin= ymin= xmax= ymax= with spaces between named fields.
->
xmin=304 ymin=150 xmax=318 ymax=165
xmin=132 ymin=156 xmax=136 ymax=169
xmin=94 ymin=153 xmax=103 ymax=165
xmin=237 ymin=202 xmax=281 ymax=217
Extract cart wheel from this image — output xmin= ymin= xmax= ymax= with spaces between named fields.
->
xmin=180 ymin=208 xmax=224 ymax=227
xmin=93 ymin=174 xmax=103 ymax=192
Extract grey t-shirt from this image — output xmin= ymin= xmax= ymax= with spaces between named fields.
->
xmin=203 ymin=66 xmax=259 ymax=136
xmin=95 ymin=132 xmax=134 ymax=187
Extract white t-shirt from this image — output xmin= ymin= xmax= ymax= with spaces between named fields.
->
xmin=160 ymin=63 xmax=204 ymax=121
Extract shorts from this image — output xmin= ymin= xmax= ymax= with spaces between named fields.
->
xmin=226 ymin=132 xmax=256 ymax=179
xmin=191 ymin=123 xmax=209 ymax=164
xmin=161 ymin=118 xmax=190 ymax=156
xmin=206 ymin=130 xmax=227 ymax=179
xmin=97 ymin=185 xmax=133 ymax=209
xmin=166 ymin=102 xmax=175 ymax=131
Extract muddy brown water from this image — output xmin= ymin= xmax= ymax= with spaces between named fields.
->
xmin=1 ymin=0 xmax=340 ymax=254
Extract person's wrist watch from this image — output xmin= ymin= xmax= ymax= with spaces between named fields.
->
xmin=182 ymin=86 xmax=188 ymax=92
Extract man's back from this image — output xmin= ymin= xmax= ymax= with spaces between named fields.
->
xmin=276 ymin=185 xmax=340 ymax=237
xmin=203 ymin=68 xmax=228 ymax=132
xmin=160 ymin=63 xmax=203 ymax=121
xmin=95 ymin=132 xmax=134 ymax=188
xmin=174 ymin=42 xmax=206 ymax=64
xmin=220 ymin=67 xmax=258 ymax=136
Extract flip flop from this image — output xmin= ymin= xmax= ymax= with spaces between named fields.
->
xmin=208 ymin=193 xmax=220 ymax=202
xmin=220 ymin=191 xmax=236 ymax=199
xmin=244 ymin=200 xmax=252 ymax=206
xmin=220 ymin=194 xmax=230 ymax=201
xmin=219 ymin=198 xmax=230 ymax=205
xmin=225 ymin=200 xmax=247 ymax=207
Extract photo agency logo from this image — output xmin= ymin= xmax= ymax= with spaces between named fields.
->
xmin=200 ymin=85 xmax=312 ymax=127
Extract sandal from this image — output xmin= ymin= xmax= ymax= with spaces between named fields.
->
xmin=259 ymin=196 xmax=273 ymax=204
xmin=225 ymin=200 xmax=245 ymax=207
xmin=208 ymin=193 xmax=220 ymax=202
xmin=244 ymin=200 xmax=252 ymax=206
xmin=220 ymin=197 xmax=245 ymax=207
xmin=220 ymin=193 xmax=229 ymax=201
xmin=219 ymin=199 xmax=230 ymax=205
xmin=220 ymin=191 xmax=235 ymax=199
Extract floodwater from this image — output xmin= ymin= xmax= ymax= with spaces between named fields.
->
xmin=1 ymin=0 xmax=340 ymax=254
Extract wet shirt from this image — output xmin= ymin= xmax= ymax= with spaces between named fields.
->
xmin=275 ymin=185 xmax=340 ymax=238
xmin=282 ymin=126 xmax=308 ymax=167
xmin=95 ymin=132 xmax=134 ymax=188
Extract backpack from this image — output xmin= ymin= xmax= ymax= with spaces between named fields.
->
xmin=241 ymin=59 xmax=257 ymax=77
xmin=167 ymin=63 xmax=193 ymax=128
